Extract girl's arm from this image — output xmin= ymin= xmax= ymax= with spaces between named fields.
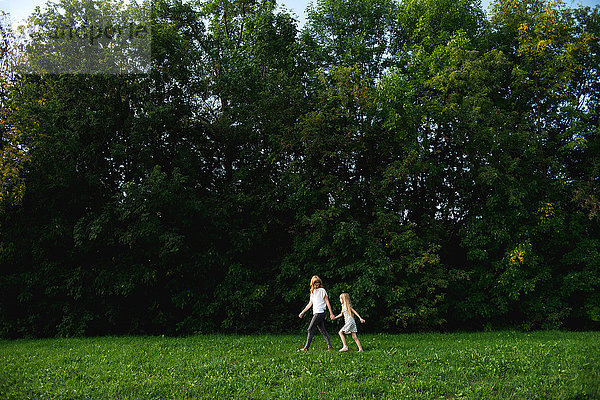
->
xmin=351 ymin=307 xmax=366 ymax=323
xmin=299 ymin=300 xmax=312 ymax=318
xmin=324 ymin=295 xmax=335 ymax=320
xmin=333 ymin=311 xmax=343 ymax=320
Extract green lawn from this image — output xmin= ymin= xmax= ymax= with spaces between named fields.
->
xmin=0 ymin=331 xmax=598 ymax=399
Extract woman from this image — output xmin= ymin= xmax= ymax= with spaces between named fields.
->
xmin=297 ymin=275 xmax=335 ymax=351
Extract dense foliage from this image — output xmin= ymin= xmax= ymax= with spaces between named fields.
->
xmin=0 ymin=0 xmax=599 ymax=337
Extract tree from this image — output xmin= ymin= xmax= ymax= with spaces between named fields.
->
xmin=0 ymin=11 xmax=28 ymax=209
xmin=304 ymin=0 xmax=397 ymax=80
xmin=1 ymin=0 xmax=598 ymax=337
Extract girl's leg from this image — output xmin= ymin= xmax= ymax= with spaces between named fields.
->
xmin=316 ymin=317 xmax=333 ymax=349
xmin=303 ymin=313 xmax=325 ymax=350
xmin=351 ymin=333 xmax=363 ymax=352
xmin=338 ymin=329 xmax=348 ymax=351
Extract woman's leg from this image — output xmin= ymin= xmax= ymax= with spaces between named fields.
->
xmin=351 ymin=333 xmax=363 ymax=351
xmin=316 ymin=316 xmax=332 ymax=348
xmin=304 ymin=313 xmax=325 ymax=350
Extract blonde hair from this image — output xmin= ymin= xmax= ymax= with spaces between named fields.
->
xmin=340 ymin=293 xmax=352 ymax=311
xmin=310 ymin=275 xmax=323 ymax=293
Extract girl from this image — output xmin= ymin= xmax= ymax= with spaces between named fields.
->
xmin=334 ymin=293 xmax=365 ymax=352
xmin=298 ymin=275 xmax=335 ymax=351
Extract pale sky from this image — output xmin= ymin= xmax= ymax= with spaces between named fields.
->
xmin=2 ymin=0 xmax=599 ymax=28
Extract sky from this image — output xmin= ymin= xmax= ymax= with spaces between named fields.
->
xmin=2 ymin=0 xmax=599 ymax=28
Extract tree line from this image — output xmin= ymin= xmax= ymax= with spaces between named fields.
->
xmin=0 ymin=0 xmax=599 ymax=337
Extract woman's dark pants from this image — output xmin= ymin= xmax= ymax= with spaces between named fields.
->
xmin=304 ymin=312 xmax=332 ymax=349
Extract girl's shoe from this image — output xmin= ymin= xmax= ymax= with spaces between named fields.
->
xmin=296 ymin=347 xmax=308 ymax=352
xmin=339 ymin=347 xmax=348 ymax=352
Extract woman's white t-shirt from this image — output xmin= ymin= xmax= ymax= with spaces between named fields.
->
xmin=310 ymin=288 xmax=328 ymax=314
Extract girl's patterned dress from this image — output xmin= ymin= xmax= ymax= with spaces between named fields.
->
xmin=341 ymin=307 xmax=358 ymax=334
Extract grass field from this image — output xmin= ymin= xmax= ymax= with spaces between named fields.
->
xmin=0 ymin=331 xmax=599 ymax=399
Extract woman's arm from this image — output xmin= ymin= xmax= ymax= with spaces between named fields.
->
xmin=299 ymin=300 xmax=312 ymax=318
xmin=351 ymin=307 xmax=366 ymax=323
xmin=324 ymin=295 xmax=335 ymax=320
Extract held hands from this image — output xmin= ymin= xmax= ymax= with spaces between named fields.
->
xmin=298 ymin=311 xmax=339 ymax=320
